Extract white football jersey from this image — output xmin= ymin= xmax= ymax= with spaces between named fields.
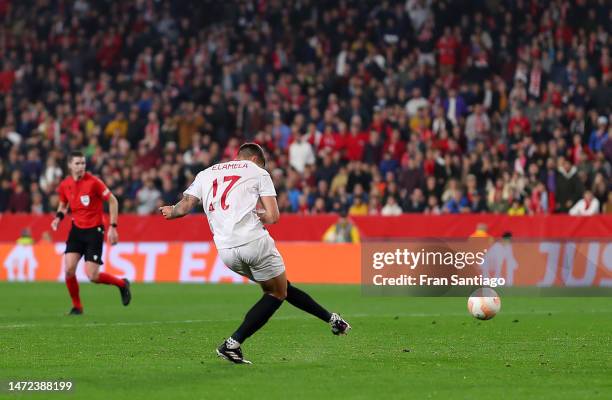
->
xmin=184 ymin=160 xmax=277 ymax=249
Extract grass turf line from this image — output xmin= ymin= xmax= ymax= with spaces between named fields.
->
xmin=0 ymin=282 xmax=611 ymax=400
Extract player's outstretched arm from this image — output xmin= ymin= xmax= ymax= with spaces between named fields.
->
xmin=159 ymin=194 xmax=199 ymax=220
xmin=51 ymin=201 xmax=69 ymax=231
xmin=258 ymin=196 xmax=280 ymax=225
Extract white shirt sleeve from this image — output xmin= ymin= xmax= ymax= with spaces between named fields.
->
xmin=568 ymin=200 xmax=582 ymax=216
xmin=586 ymin=198 xmax=600 ymax=215
xmin=259 ymin=172 xmax=277 ymax=197
xmin=183 ymin=172 xmax=204 ymax=200
xmin=306 ymin=145 xmax=315 ymax=166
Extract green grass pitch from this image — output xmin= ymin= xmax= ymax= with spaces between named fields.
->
xmin=1 ymin=282 xmax=611 ymax=399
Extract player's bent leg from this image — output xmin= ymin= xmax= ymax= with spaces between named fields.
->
xmin=65 ymin=252 xmax=83 ymax=315
xmin=286 ymin=280 xmax=332 ymax=321
xmin=217 ymin=272 xmax=287 ymax=364
xmin=285 ymin=281 xmax=351 ymax=335
xmin=85 ymin=261 xmax=131 ymax=306
xmin=259 ymin=271 xmax=288 ymax=300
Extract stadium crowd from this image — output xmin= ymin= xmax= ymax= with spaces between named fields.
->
xmin=0 ymin=0 xmax=610 ymax=217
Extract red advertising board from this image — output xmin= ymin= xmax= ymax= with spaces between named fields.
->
xmin=1 ymin=214 xmax=611 ymax=242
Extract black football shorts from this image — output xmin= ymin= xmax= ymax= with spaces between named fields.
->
xmin=65 ymin=224 xmax=105 ymax=264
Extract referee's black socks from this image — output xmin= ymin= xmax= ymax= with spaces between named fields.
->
xmin=286 ymin=282 xmax=332 ymax=323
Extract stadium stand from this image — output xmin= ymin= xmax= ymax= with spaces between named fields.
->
xmin=0 ymin=0 xmax=610 ymax=216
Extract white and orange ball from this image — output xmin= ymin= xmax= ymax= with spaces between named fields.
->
xmin=467 ymin=288 xmax=501 ymax=320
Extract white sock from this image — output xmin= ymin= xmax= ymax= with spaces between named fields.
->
xmin=226 ymin=337 xmax=241 ymax=349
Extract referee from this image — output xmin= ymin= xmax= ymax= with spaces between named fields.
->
xmin=51 ymin=151 xmax=131 ymax=315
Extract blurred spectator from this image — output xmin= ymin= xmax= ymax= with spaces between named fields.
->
xmin=445 ymin=189 xmax=469 ymax=214
xmin=507 ymin=199 xmax=526 ymax=216
xmin=528 ymin=182 xmax=549 ymax=215
xmin=322 ymin=211 xmax=360 ymax=243
xmin=39 ymin=157 xmax=63 ymax=193
xmin=160 ymin=179 xmax=179 ymax=206
xmin=16 ymin=228 xmax=34 ymax=245
xmin=7 ymin=184 xmax=29 ymax=212
xmin=30 ymin=192 xmax=45 ymax=215
xmin=589 ymin=116 xmax=609 ymax=152
xmin=424 ymin=195 xmax=441 ymax=215
xmin=403 ymin=188 xmax=426 ymax=213
xmin=0 ymin=179 xmax=11 ymax=210
xmin=468 ymin=192 xmax=489 ymax=213
xmin=555 ymin=158 xmax=583 ymax=213
xmin=381 ymin=196 xmax=403 ymax=216
xmin=289 ymin=134 xmax=315 ymax=173
xmin=348 ymin=196 xmax=368 ymax=216
xmin=39 ymin=231 xmax=53 ymax=243
xmin=470 ymin=223 xmax=490 ymax=238
xmin=136 ymin=178 xmax=161 ymax=215
xmin=569 ymin=191 xmax=601 ymax=216
xmin=604 ymin=193 xmax=612 ymax=214
xmin=104 ymin=112 xmax=128 ymax=139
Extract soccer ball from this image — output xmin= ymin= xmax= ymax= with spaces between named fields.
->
xmin=467 ymin=287 xmax=501 ymax=320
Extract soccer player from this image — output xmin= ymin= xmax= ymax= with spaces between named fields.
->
xmin=51 ymin=151 xmax=131 ymax=315
xmin=159 ymin=143 xmax=350 ymax=364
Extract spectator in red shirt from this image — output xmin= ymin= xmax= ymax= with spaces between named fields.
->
xmin=383 ymin=129 xmax=405 ymax=161
xmin=508 ymin=108 xmax=531 ymax=135
xmin=345 ymin=117 xmax=368 ymax=161
xmin=570 ymin=134 xmax=592 ymax=164
xmin=6 ymin=183 xmax=29 ymax=212
xmin=317 ymin=125 xmax=339 ymax=154
xmin=334 ymin=121 xmax=349 ymax=155
xmin=0 ymin=61 xmax=15 ymax=93
xmin=437 ymin=27 xmax=458 ymax=74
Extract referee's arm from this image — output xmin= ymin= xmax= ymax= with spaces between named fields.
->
xmin=107 ymin=193 xmax=119 ymax=226
xmin=107 ymin=193 xmax=119 ymax=245
xmin=51 ymin=201 xmax=69 ymax=231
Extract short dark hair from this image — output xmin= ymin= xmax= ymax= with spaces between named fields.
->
xmin=69 ymin=151 xmax=85 ymax=161
xmin=238 ymin=142 xmax=266 ymax=167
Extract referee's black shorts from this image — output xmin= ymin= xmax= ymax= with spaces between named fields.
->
xmin=65 ymin=224 xmax=105 ymax=264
